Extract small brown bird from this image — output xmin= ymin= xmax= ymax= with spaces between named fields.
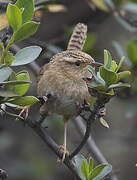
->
xmin=37 ymin=23 xmax=96 ymax=161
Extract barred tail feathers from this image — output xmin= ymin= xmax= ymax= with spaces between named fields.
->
xmin=67 ymin=23 xmax=87 ymax=51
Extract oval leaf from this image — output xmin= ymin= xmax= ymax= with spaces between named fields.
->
xmin=99 ymin=66 xmax=118 ymax=86
xmin=9 ymin=96 xmax=39 ymax=106
xmin=100 ymin=118 xmax=109 ymax=128
xmin=92 ymin=164 xmax=112 ymax=180
xmin=13 ymin=21 xmax=40 ymax=42
xmin=6 ymin=3 xmax=22 ymax=31
xmin=12 ymin=46 xmax=42 ymax=66
xmin=117 ymin=71 xmax=131 ymax=80
xmin=104 ymin=49 xmax=112 ymax=70
xmin=15 ymin=0 xmax=34 ymax=23
xmin=47 ymin=4 xmax=67 ymax=12
xmin=109 ymin=60 xmax=117 ymax=72
xmin=81 ymin=160 xmax=89 ymax=179
xmin=108 ymin=82 xmax=131 ymax=89
xmin=73 ymin=155 xmax=86 ymax=180
xmin=0 ymin=67 xmax=12 ymax=83
xmin=13 ymin=71 xmax=30 ymax=95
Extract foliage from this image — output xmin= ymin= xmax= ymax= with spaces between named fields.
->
xmin=88 ymin=49 xmax=131 ymax=96
xmin=88 ymin=50 xmax=131 ymax=127
xmin=73 ymin=155 xmax=112 ymax=180
xmin=0 ymin=0 xmax=41 ymax=119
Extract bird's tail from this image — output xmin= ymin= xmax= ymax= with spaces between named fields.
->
xmin=67 ymin=23 xmax=87 ymax=51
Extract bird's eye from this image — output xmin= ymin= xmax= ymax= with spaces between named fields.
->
xmin=75 ymin=60 xmax=81 ymax=66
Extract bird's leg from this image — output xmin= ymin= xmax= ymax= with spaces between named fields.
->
xmin=62 ymin=122 xmax=67 ymax=162
xmin=58 ymin=122 xmax=69 ymax=162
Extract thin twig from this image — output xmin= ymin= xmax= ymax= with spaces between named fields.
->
xmin=69 ymin=91 xmax=111 ymax=159
xmin=69 ymin=110 xmax=95 ymax=159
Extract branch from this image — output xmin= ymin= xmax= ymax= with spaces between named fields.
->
xmin=69 ymin=110 xmax=95 ymax=159
xmin=69 ymin=91 xmax=111 ymax=159
xmin=25 ymin=119 xmax=82 ymax=180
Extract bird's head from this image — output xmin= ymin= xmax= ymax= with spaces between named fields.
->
xmin=51 ymin=50 xmax=99 ymax=81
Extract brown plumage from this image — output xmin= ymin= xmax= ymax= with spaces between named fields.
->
xmin=37 ymin=23 xmax=94 ymax=161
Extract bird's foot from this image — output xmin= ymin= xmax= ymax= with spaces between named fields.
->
xmin=57 ymin=145 xmax=69 ymax=163
xmin=17 ymin=106 xmax=30 ymax=121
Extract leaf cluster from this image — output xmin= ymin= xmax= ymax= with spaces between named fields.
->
xmin=73 ymin=155 xmax=112 ymax=180
xmin=0 ymin=0 xmax=41 ymax=118
xmin=88 ymin=49 xmax=131 ymax=96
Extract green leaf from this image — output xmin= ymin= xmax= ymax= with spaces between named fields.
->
xmin=89 ymin=158 xmax=94 ymax=171
xmin=0 ymin=90 xmax=19 ymax=97
xmin=0 ymin=67 xmax=12 ymax=83
xmin=9 ymin=71 xmax=31 ymax=96
xmin=117 ymin=71 xmax=131 ymax=80
xmin=109 ymin=60 xmax=118 ymax=72
xmin=88 ymin=66 xmax=105 ymax=86
xmin=15 ymin=0 xmax=34 ymax=23
xmin=11 ymin=46 xmax=42 ymax=66
xmin=81 ymin=160 xmax=89 ymax=179
xmin=88 ymin=81 xmax=105 ymax=91
xmin=101 ymin=89 xmax=115 ymax=96
xmin=104 ymin=49 xmax=112 ymax=70
xmin=73 ymin=155 xmax=86 ymax=180
xmin=100 ymin=118 xmax=109 ymax=128
xmin=116 ymin=56 xmax=125 ymax=72
xmin=108 ymin=82 xmax=131 ymax=89
xmin=13 ymin=21 xmax=40 ymax=42
xmin=92 ymin=164 xmax=112 ymax=180
xmin=99 ymin=66 xmax=118 ymax=86
xmin=9 ymin=96 xmax=39 ymax=106
xmin=126 ymin=39 xmax=137 ymax=66
xmin=4 ymin=51 xmax=15 ymax=66
xmin=6 ymin=3 xmax=22 ymax=31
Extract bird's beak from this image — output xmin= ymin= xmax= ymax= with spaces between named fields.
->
xmin=90 ymin=62 xmax=103 ymax=67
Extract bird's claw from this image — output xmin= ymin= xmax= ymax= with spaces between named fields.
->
xmin=17 ymin=106 xmax=30 ymax=120
xmin=57 ymin=145 xmax=69 ymax=163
